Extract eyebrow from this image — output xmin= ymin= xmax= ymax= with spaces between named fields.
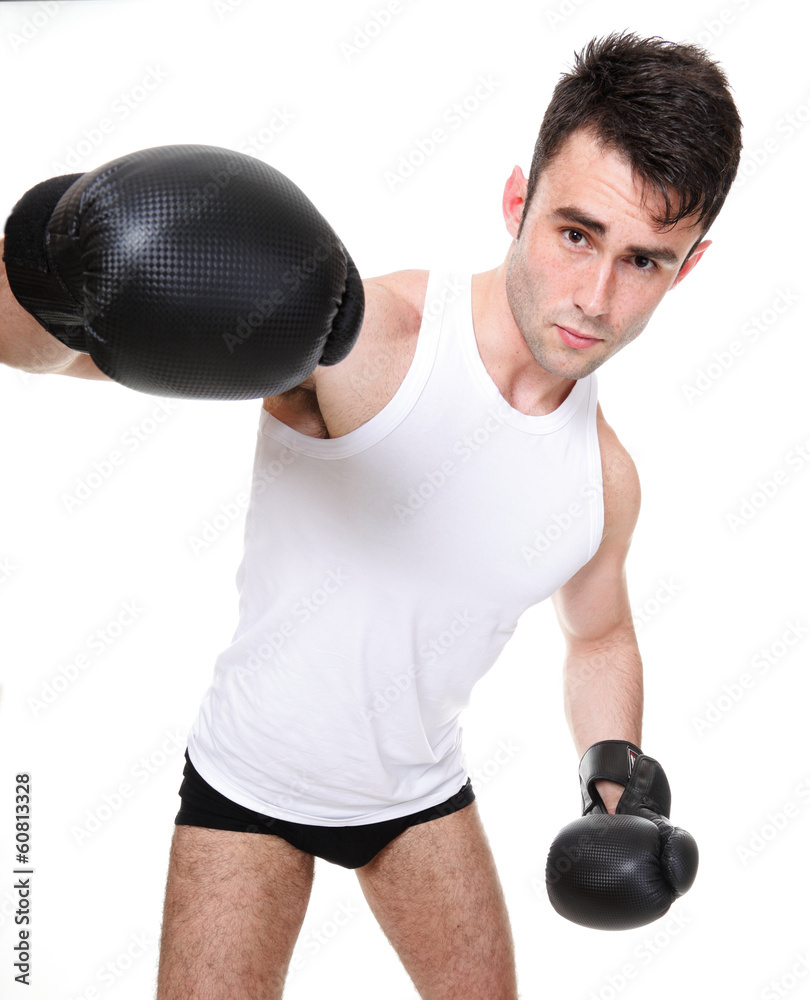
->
xmin=551 ymin=205 xmax=680 ymax=266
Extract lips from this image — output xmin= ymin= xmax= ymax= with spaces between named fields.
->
xmin=555 ymin=324 xmax=602 ymax=349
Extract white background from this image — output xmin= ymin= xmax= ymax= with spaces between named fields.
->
xmin=0 ymin=1 xmax=807 ymax=998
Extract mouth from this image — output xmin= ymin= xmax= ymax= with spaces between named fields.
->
xmin=555 ymin=324 xmax=602 ymax=350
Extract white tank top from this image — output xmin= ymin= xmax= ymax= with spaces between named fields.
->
xmin=187 ymin=269 xmax=604 ymax=825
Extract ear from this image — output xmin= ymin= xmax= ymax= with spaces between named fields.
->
xmin=670 ymin=239 xmax=712 ymax=290
xmin=503 ymin=165 xmax=528 ymax=239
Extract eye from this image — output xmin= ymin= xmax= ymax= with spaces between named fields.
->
xmin=564 ymin=229 xmax=588 ymax=246
xmin=632 ymin=255 xmax=656 ymax=272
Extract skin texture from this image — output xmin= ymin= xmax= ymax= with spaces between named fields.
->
xmin=157 ymin=801 xmax=517 ymax=1000
xmin=3 ymin=128 xmax=714 ymax=997
xmin=479 ymin=128 xmax=710 ymax=407
xmin=156 ymin=825 xmax=315 ymax=1000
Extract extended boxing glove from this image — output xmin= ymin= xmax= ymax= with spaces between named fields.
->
xmin=2 ymin=144 xmax=364 ymax=399
xmin=545 ymin=740 xmax=698 ymax=931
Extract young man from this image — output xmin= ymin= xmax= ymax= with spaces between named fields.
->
xmin=1 ymin=32 xmax=741 ymax=1000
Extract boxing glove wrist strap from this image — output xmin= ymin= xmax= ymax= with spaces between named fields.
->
xmin=3 ymin=172 xmax=87 ymax=350
xmin=578 ymin=740 xmax=641 ymax=813
xmin=580 ymin=740 xmax=673 ymax=818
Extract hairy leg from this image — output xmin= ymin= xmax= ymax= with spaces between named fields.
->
xmin=156 ymin=825 xmax=315 ymax=1000
xmin=354 ymin=801 xmax=519 ymax=1000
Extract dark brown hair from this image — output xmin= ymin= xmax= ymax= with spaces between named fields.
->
xmin=519 ymin=32 xmax=743 ymax=253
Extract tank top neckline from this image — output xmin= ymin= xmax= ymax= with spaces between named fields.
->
xmin=457 ymin=271 xmax=589 ymax=434
xmin=260 ymin=268 xmax=592 ymax=457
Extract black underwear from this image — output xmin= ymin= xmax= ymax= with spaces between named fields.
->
xmin=174 ymin=750 xmax=475 ymax=869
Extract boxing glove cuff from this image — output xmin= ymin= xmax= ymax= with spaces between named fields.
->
xmin=3 ymin=172 xmax=87 ymax=351
xmin=579 ymin=740 xmax=641 ymax=813
xmin=579 ymin=740 xmax=672 ymax=818
xmin=319 ymin=249 xmax=364 ymax=367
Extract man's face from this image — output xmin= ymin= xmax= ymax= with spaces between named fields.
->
xmin=504 ymin=128 xmax=711 ymax=380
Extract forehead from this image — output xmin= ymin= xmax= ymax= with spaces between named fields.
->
xmin=533 ymin=129 xmax=688 ymax=237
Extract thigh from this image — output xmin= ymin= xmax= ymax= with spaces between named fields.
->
xmin=156 ymin=824 xmax=315 ymax=1000
xmin=354 ymin=801 xmax=519 ymax=1000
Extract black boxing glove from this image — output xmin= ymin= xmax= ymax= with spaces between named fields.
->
xmin=545 ymin=740 xmax=698 ymax=931
xmin=2 ymin=144 xmax=364 ymax=399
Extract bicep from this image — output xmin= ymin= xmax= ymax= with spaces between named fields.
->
xmin=551 ymin=532 xmax=634 ymax=649
xmin=263 ymin=276 xmax=383 ymax=410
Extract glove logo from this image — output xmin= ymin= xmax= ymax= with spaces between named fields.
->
xmin=627 ymin=746 xmax=638 ymax=777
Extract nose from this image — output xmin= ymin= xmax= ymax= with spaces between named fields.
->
xmin=574 ymin=260 xmax=613 ymax=318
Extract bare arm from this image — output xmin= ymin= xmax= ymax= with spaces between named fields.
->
xmin=0 ymin=235 xmax=110 ymax=380
xmin=551 ymin=405 xmax=643 ymax=812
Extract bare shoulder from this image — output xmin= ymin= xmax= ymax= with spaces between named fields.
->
xmin=262 ymin=269 xmax=429 ymax=424
xmin=595 ymin=402 xmax=641 ymax=548
xmin=359 ymin=268 xmax=430 ymax=336
xmin=307 ymin=267 xmax=428 ymax=386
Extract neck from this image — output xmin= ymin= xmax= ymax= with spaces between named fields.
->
xmin=471 ymin=252 xmax=576 ymax=416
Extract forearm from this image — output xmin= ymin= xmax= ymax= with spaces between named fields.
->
xmin=0 ymin=237 xmax=78 ymax=374
xmin=563 ymin=632 xmax=644 ymax=810
xmin=564 ymin=630 xmax=643 ymax=753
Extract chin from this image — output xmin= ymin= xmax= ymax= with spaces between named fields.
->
xmin=531 ymin=345 xmax=598 ymax=380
